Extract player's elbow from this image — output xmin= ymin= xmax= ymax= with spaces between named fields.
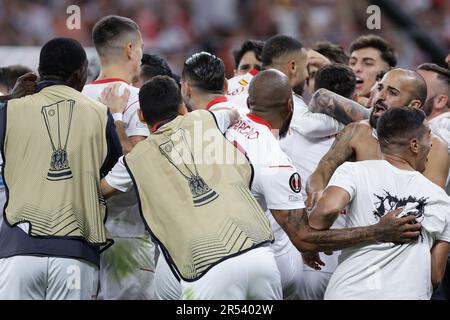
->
xmin=432 ymin=270 xmax=445 ymax=290
xmin=292 ymin=229 xmax=321 ymax=253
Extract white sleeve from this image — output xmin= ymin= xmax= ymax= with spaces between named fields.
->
xmin=210 ymin=110 xmax=231 ymax=134
xmin=291 ymin=108 xmax=345 ymax=138
xmin=254 ymin=164 xmax=305 ymax=211
xmin=124 ymin=108 xmax=150 ymax=137
xmin=104 ymin=156 xmax=133 ymax=192
xmin=327 ymin=162 xmax=357 ymax=201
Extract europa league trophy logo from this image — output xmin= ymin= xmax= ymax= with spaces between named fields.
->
xmin=41 ymin=100 xmax=74 ymax=181
xmin=159 ymin=129 xmax=219 ymax=207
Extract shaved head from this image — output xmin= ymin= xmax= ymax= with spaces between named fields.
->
xmin=389 ymin=68 xmax=427 ymax=104
xmin=248 ymin=69 xmax=292 ymax=112
xmin=248 ymin=69 xmax=293 ymax=138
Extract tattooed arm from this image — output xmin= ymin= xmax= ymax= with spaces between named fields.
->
xmin=271 ymin=206 xmax=420 ymax=253
xmin=309 ymin=88 xmax=371 ymax=125
xmin=305 ymin=123 xmax=358 ymax=210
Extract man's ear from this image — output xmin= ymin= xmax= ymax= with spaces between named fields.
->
xmin=138 ymin=109 xmax=146 ymax=123
xmin=409 ymin=99 xmax=422 ymax=109
xmin=410 ymin=137 xmax=419 ymax=155
xmin=126 ymin=42 xmax=133 ymax=60
xmin=289 ymin=59 xmax=297 ymax=74
xmin=435 ymin=94 xmax=449 ymax=111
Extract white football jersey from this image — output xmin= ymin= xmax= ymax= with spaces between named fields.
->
xmin=82 ymin=78 xmax=149 ymax=237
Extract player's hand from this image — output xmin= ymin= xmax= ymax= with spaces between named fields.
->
xmin=302 ymin=251 xmax=325 ymax=270
xmin=374 ymin=208 xmax=421 ymax=243
xmin=306 ymin=49 xmax=331 ymax=70
xmin=306 ymin=190 xmax=323 ymax=212
xmin=99 ymin=83 xmax=130 ymax=114
xmin=9 ymin=72 xmax=37 ymax=99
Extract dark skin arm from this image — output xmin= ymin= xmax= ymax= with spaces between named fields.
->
xmin=270 ymin=205 xmax=420 ymax=254
xmin=309 ymin=88 xmax=371 ymax=125
xmin=299 ymin=186 xmax=420 ymax=269
xmin=305 ymin=122 xmax=359 ymax=210
xmin=0 ymin=72 xmax=37 ymax=102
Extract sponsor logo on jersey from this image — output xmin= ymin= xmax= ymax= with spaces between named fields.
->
xmin=289 ymin=172 xmax=302 ymax=193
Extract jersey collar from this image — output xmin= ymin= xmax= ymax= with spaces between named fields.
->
xmin=88 ymin=78 xmax=129 ymax=85
xmin=206 ymin=96 xmax=228 ymax=110
xmin=247 ymin=113 xmax=273 ymax=131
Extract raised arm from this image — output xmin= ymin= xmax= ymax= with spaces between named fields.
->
xmin=309 ymin=88 xmax=371 ymax=125
xmin=305 ymin=123 xmax=358 ymax=210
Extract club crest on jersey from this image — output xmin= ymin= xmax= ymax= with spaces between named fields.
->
xmin=289 ymin=173 xmax=301 ymax=193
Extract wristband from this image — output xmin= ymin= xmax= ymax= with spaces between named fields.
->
xmin=112 ymin=112 xmax=123 ymax=122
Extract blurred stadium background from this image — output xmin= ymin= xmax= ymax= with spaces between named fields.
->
xmin=0 ymin=0 xmax=449 ymax=80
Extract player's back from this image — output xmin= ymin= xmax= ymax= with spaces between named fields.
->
xmin=325 ymin=160 xmax=450 ymax=299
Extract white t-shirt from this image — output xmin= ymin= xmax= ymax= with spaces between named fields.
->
xmin=82 ymin=78 xmax=149 ymax=138
xmin=227 ymin=70 xmax=343 ymax=138
xmin=325 ymin=160 xmax=450 ymax=300
xmin=226 ymin=69 xmax=258 ymax=112
xmin=82 ymin=78 xmax=149 ymax=237
xmin=225 ymin=113 xmax=305 ymax=256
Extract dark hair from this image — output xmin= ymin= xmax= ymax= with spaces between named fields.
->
xmin=182 ymin=52 xmax=225 ymax=92
xmin=92 ymin=15 xmax=140 ymax=56
xmin=39 ymin=37 xmax=87 ymax=80
xmin=314 ymin=63 xmax=356 ymax=99
xmin=0 ymin=65 xmax=33 ymax=92
xmin=141 ymin=53 xmax=173 ymax=80
xmin=417 ymin=63 xmax=450 ymax=88
xmin=349 ymin=34 xmax=397 ymax=67
xmin=375 ymin=67 xmax=394 ymax=82
xmin=233 ymin=40 xmax=264 ymax=68
xmin=377 ymin=106 xmax=427 ymax=150
xmin=261 ymin=35 xmax=303 ymax=67
xmin=138 ymin=75 xmax=182 ymax=125
xmin=313 ymin=41 xmax=349 ymax=64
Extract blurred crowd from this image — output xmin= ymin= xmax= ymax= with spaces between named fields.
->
xmin=0 ymin=0 xmax=449 ymax=77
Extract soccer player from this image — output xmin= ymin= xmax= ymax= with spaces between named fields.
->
xmin=82 ymin=15 xmax=155 ymax=300
xmin=306 ymin=41 xmax=349 ymax=97
xmin=232 ymin=39 xmax=264 ymax=76
xmin=417 ymin=63 xmax=450 ymax=149
xmin=348 ymin=35 xmax=397 ymax=104
xmin=101 ymin=76 xmax=282 ymax=300
xmin=133 ymin=53 xmax=175 ymax=88
xmin=310 ymin=107 xmax=450 ymax=300
xmin=307 ymin=69 xmax=450 ymax=208
xmin=0 ymin=38 xmax=113 ymax=299
xmin=0 ymin=65 xmax=33 ymax=95
xmin=286 ymin=63 xmax=356 ymax=299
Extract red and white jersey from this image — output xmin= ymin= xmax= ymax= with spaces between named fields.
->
xmin=225 ymin=113 xmax=305 ymax=256
xmin=83 ymin=78 xmax=149 ymax=138
xmin=226 ymin=69 xmax=259 ymax=112
xmin=228 ymin=70 xmax=344 ymax=138
xmin=82 ymin=78 xmax=148 ymax=237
